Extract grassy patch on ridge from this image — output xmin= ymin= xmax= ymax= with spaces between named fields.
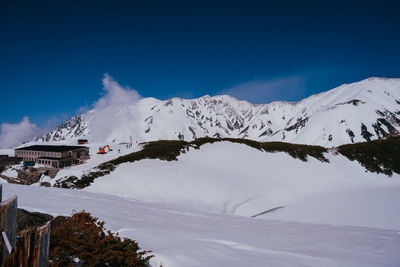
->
xmin=102 ymin=137 xmax=328 ymax=168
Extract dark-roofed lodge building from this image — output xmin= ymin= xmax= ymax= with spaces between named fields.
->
xmin=15 ymin=145 xmax=90 ymax=168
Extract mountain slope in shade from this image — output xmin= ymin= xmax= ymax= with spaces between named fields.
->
xmin=35 ymin=77 xmax=400 ymax=146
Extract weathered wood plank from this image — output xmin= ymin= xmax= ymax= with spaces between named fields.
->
xmin=0 ymin=195 xmax=17 ymax=264
xmin=0 ymin=191 xmax=50 ymax=266
xmin=1 ymin=231 xmax=12 ymax=254
xmin=4 ymin=221 xmax=51 ymax=267
xmin=36 ymin=221 xmax=50 ymax=267
xmin=4 ymin=227 xmax=35 ymax=267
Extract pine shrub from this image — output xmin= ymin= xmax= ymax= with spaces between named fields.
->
xmin=49 ymin=211 xmax=153 ymax=266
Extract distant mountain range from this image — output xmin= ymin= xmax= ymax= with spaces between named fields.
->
xmin=35 ymin=77 xmax=400 ymax=146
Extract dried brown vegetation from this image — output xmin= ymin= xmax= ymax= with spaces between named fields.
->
xmin=104 ymin=137 xmax=328 ymax=166
xmin=49 ymin=211 xmax=152 ymax=266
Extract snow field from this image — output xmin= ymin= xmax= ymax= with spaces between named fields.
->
xmin=85 ymin=142 xmax=400 ymax=230
xmin=2 ymin=183 xmax=400 ymax=267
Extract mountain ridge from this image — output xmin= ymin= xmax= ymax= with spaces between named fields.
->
xmin=35 ymin=77 xmax=400 ymax=146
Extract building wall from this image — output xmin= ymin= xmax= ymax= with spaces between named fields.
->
xmin=15 ymin=147 xmax=90 ymax=166
xmin=15 ymin=150 xmax=62 ymax=162
xmin=37 ymin=158 xmax=73 ymax=168
xmin=58 ymin=148 xmax=89 ymax=161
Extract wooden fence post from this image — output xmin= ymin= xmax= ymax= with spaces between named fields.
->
xmin=0 ymin=195 xmax=17 ymax=264
xmin=0 ymin=188 xmax=50 ymax=266
xmin=36 ymin=221 xmax=50 ymax=267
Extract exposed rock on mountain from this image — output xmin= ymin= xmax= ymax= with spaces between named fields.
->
xmin=35 ymin=77 xmax=400 ymax=146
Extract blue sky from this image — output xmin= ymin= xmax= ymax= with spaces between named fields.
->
xmin=1 ymin=0 xmax=400 ymax=130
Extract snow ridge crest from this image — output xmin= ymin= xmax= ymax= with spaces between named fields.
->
xmin=35 ymin=77 xmax=400 ymax=146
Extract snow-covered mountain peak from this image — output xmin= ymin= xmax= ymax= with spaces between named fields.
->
xmin=362 ymin=76 xmax=400 ymax=82
xmin=35 ymin=77 xmax=400 ymax=146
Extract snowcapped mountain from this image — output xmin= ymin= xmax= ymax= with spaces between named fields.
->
xmin=37 ymin=114 xmax=88 ymax=142
xmin=35 ymin=77 xmax=400 ymax=146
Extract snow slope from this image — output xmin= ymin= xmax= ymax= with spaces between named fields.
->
xmin=4 ymin=136 xmax=400 ymax=266
xmin=36 ymin=77 xmax=400 ymax=146
xmin=81 ymin=142 xmax=400 ymax=230
xmin=2 ymin=183 xmax=400 ymax=267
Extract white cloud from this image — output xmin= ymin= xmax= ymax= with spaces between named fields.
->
xmin=221 ymin=76 xmax=306 ymax=103
xmin=0 ymin=117 xmax=41 ymax=149
xmin=87 ymin=74 xmax=142 ymax=142
xmin=77 ymin=103 xmax=90 ymax=114
xmin=0 ymin=75 xmax=141 ymax=148
xmin=94 ymin=74 xmax=141 ymax=109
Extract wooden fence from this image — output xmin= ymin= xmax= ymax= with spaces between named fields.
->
xmin=0 ymin=184 xmax=51 ymax=266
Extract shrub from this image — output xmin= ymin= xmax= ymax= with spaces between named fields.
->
xmin=50 ymin=211 xmax=153 ymax=266
xmin=105 ymin=137 xmax=328 ymax=167
xmin=338 ymin=136 xmax=400 ymax=176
